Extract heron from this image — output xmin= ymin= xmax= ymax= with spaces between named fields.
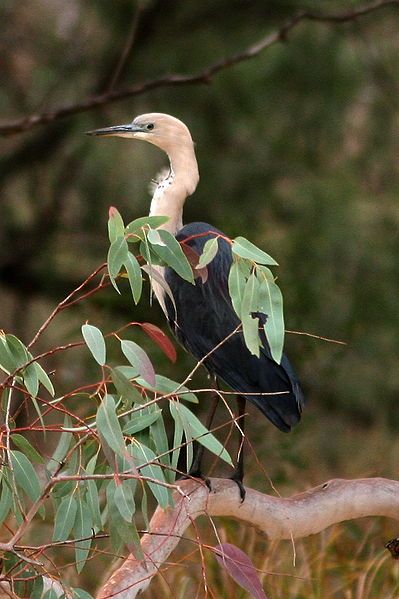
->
xmin=88 ymin=113 xmax=304 ymax=499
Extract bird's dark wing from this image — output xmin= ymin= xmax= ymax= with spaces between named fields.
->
xmin=164 ymin=222 xmax=304 ymax=432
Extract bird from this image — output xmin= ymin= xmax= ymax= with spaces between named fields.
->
xmin=87 ymin=113 xmax=304 ymax=499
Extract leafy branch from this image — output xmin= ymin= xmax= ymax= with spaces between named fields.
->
xmin=1 ymin=0 xmax=398 ymax=136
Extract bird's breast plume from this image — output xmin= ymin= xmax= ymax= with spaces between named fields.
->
xmin=148 ymin=167 xmax=171 ymax=196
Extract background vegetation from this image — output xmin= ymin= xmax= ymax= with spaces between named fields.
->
xmin=1 ymin=0 xmax=399 ymax=596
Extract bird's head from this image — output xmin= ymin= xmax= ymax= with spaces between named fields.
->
xmin=87 ymin=112 xmax=195 ymax=156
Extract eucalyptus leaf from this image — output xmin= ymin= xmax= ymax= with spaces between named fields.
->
xmin=96 ymin=394 xmax=126 ymax=457
xmin=126 ymin=215 xmax=169 ymax=236
xmin=34 ymin=362 xmax=55 ymax=396
xmin=197 ymin=237 xmax=219 ymax=268
xmin=108 ymin=206 xmax=125 ymax=243
xmin=136 ymin=374 xmax=198 ymax=403
xmin=81 ymin=324 xmax=106 ymax=366
xmin=10 ymin=450 xmax=41 ymax=502
xmin=149 ymin=229 xmax=194 ymax=283
xmin=123 ymin=407 xmax=162 ymax=434
xmin=22 ymin=362 xmax=39 ymax=397
xmin=170 ymin=402 xmax=233 ymax=467
xmin=257 ymin=267 xmax=285 ymax=364
xmin=53 ymin=494 xmax=77 ymax=542
xmin=107 ymin=236 xmax=129 ymax=292
xmin=241 ymin=272 xmax=261 ymax=357
xmin=74 ymin=497 xmax=93 ymax=573
xmin=11 ymin=433 xmax=44 ymax=464
xmin=123 ymin=251 xmax=142 ymax=304
xmin=130 ymin=442 xmax=170 ymax=508
xmin=121 ymin=339 xmax=156 ymax=387
xmin=232 ymin=237 xmax=278 ymax=266
xmin=114 ymin=480 xmax=135 ymax=522
xmin=111 ymin=367 xmax=144 ymax=407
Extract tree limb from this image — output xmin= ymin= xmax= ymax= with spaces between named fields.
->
xmin=1 ymin=0 xmax=398 ymax=137
xmin=97 ymin=476 xmax=399 ymax=598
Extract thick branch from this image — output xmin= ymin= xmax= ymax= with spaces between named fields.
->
xmin=1 ymin=0 xmax=398 ymax=137
xmin=97 ymin=476 xmax=399 ymax=598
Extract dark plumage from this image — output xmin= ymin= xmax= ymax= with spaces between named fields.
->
xmin=164 ymin=222 xmax=304 ymax=432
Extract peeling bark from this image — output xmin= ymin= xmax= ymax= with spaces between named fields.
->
xmin=97 ymin=476 xmax=399 ymax=598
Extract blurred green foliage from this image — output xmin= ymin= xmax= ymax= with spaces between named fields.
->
xmin=1 ymin=0 xmax=399 ymax=595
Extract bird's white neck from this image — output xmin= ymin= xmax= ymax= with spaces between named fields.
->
xmin=149 ymin=143 xmax=199 ymax=235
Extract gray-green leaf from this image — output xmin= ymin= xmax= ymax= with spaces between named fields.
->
xmin=96 ymin=394 xmax=126 ymax=457
xmin=197 ymin=237 xmax=219 ymax=269
xmin=81 ymin=324 xmax=106 ymax=366
xmin=121 ymin=339 xmax=156 ymax=387
xmin=74 ymin=497 xmax=93 ymax=573
xmin=170 ymin=402 xmax=233 ymax=467
xmin=10 ymin=450 xmax=41 ymax=502
xmin=123 ymin=252 xmax=142 ymax=304
xmin=232 ymin=237 xmax=278 ymax=266
xmin=108 ymin=236 xmax=129 ymax=292
xmin=53 ymin=494 xmax=77 ymax=542
xmin=130 ymin=442 xmax=170 ymax=508
xmin=114 ymin=480 xmax=135 ymax=522
xmin=149 ymin=229 xmax=194 ymax=283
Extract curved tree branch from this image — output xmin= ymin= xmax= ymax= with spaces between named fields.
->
xmin=97 ymin=476 xmax=399 ymax=598
xmin=1 ymin=0 xmax=398 ymax=137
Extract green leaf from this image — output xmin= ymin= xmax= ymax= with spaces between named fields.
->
xmin=34 ymin=362 xmax=55 ymax=396
xmin=147 ymin=228 xmax=167 ymax=246
xmin=149 ymin=229 xmax=194 ymax=283
xmin=228 ymin=259 xmax=250 ymax=318
xmin=170 ymin=402 xmax=233 ymax=467
xmin=53 ymin=494 xmax=77 ymax=542
xmin=114 ymin=480 xmax=135 ymax=522
xmin=47 ymin=415 xmax=72 ymax=474
xmin=121 ymin=339 xmax=156 ymax=387
xmin=0 ymin=334 xmax=16 ymax=373
xmin=22 ymin=362 xmax=39 ymax=397
xmin=123 ymin=252 xmax=142 ymax=304
xmin=241 ymin=272 xmax=261 ymax=357
xmin=43 ymin=589 xmax=58 ymax=599
xmin=71 ymin=588 xmax=94 ymax=599
xmin=0 ymin=482 xmax=12 ymax=525
xmin=170 ymin=408 xmax=183 ymax=482
xmin=30 ymin=577 xmax=44 ymax=599
xmin=108 ymin=206 xmax=125 ymax=243
xmin=74 ymin=497 xmax=93 ymax=573
xmin=232 ymin=237 xmax=278 ymax=266
xmin=86 ymin=479 xmax=102 ymax=530
xmin=130 ymin=442 xmax=170 ymax=508
xmin=136 ymin=375 xmax=198 ymax=403
xmin=123 ymin=407 xmax=162 ymax=434
xmin=107 ymin=236 xmax=129 ymax=292
xmin=96 ymin=394 xmax=126 ymax=457
xmin=197 ymin=237 xmax=219 ymax=268
xmin=10 ymin=450 xmax=41 ymax=502
xmin=111 ymin=367 xmax=144 ymax=407
xmin=139 ymin=238 xmax=165 ymax=266
xmin=11 ymin=434 xmax=44 ymax=464
xmin=81 ymin=324 xmax=106 ymax=366
xmin=150 ymin=413 xmax=171 ymax=480
xmin=257 ymin=267 xmax=285 ymax=364
xmin=0 ymin=334 xmax=28 ymax=374
xmin=126 ymin=215 xmax=169 ymax=236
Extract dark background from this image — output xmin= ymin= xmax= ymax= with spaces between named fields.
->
xmin=1 ymin=1 xmax=399 ymax=595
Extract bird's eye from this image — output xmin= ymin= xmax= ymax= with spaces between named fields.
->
xmin=146 ymin=123 xmax=154 ymax=130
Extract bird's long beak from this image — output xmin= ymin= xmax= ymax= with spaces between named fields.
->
xmin=86 ymin=123 xmax=145 ymax=137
